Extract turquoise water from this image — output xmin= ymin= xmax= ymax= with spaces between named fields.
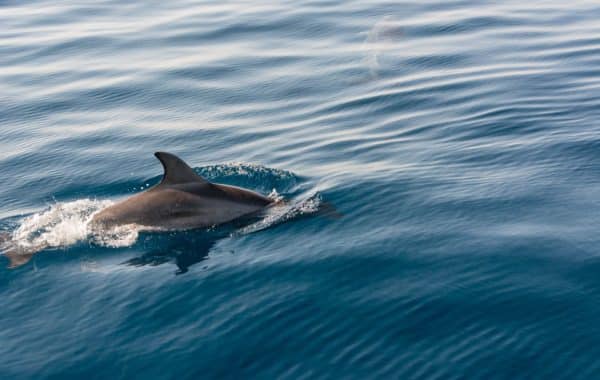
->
xmin=2 ymin=0 xmax=600 ymax=378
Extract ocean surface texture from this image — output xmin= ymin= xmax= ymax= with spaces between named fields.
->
xmin=2 ymin=0 xmax=600 ymax=378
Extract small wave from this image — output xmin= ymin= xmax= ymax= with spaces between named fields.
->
xmin=237 ymin=192 xmax=322 ymax=235
xmin=197 ymin=162 xmax=299 ymax=194
xmin=199 ymin=162 xmax=296 ymax=180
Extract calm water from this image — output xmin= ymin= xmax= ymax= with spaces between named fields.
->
xmin=2 ymin=0 xmax=600 ymax=378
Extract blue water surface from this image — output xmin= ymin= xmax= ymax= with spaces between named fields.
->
xmin=2 ymin=0 xmax=600 ymax=378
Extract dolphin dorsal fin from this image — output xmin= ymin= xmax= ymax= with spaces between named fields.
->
xmin=154 ymin=152 xmax=209 ymax=186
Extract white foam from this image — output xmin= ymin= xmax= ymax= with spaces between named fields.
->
xmin=10 ymin=199 xmax=139 ymax=251
xmin=90 ymin=223 xmax=139 ymax=248
xmin=268 ymin=188 xmax=284 ymax=202
xmin=237 ymin=192 xmax=322 ymax=235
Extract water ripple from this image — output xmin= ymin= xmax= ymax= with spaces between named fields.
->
xmin=2 ymin=0 xmax=600 ymax=378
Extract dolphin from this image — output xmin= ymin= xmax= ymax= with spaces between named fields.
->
xmin=1 ymin=152 xmax=275 ymax=268
xmin=90 ymin=152 xmax=274 ymax=231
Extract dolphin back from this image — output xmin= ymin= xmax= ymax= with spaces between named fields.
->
xmin=91 ymin=152 xmax=274 ymax=231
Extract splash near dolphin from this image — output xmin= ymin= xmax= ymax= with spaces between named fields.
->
xmin=1 ymin=152 xmax=279 ymax=268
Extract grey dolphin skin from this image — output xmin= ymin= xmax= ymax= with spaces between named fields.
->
xmin=2 ymin=152 xmax=274 ymax=268
xmin=91 ymin=152 xmax=274 ymax=231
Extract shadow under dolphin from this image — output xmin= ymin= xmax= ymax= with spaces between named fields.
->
xmin=122 ymin=232 xmax=216 ymax=275
xmin=120 ymin=212 xmax=266 ymax=274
